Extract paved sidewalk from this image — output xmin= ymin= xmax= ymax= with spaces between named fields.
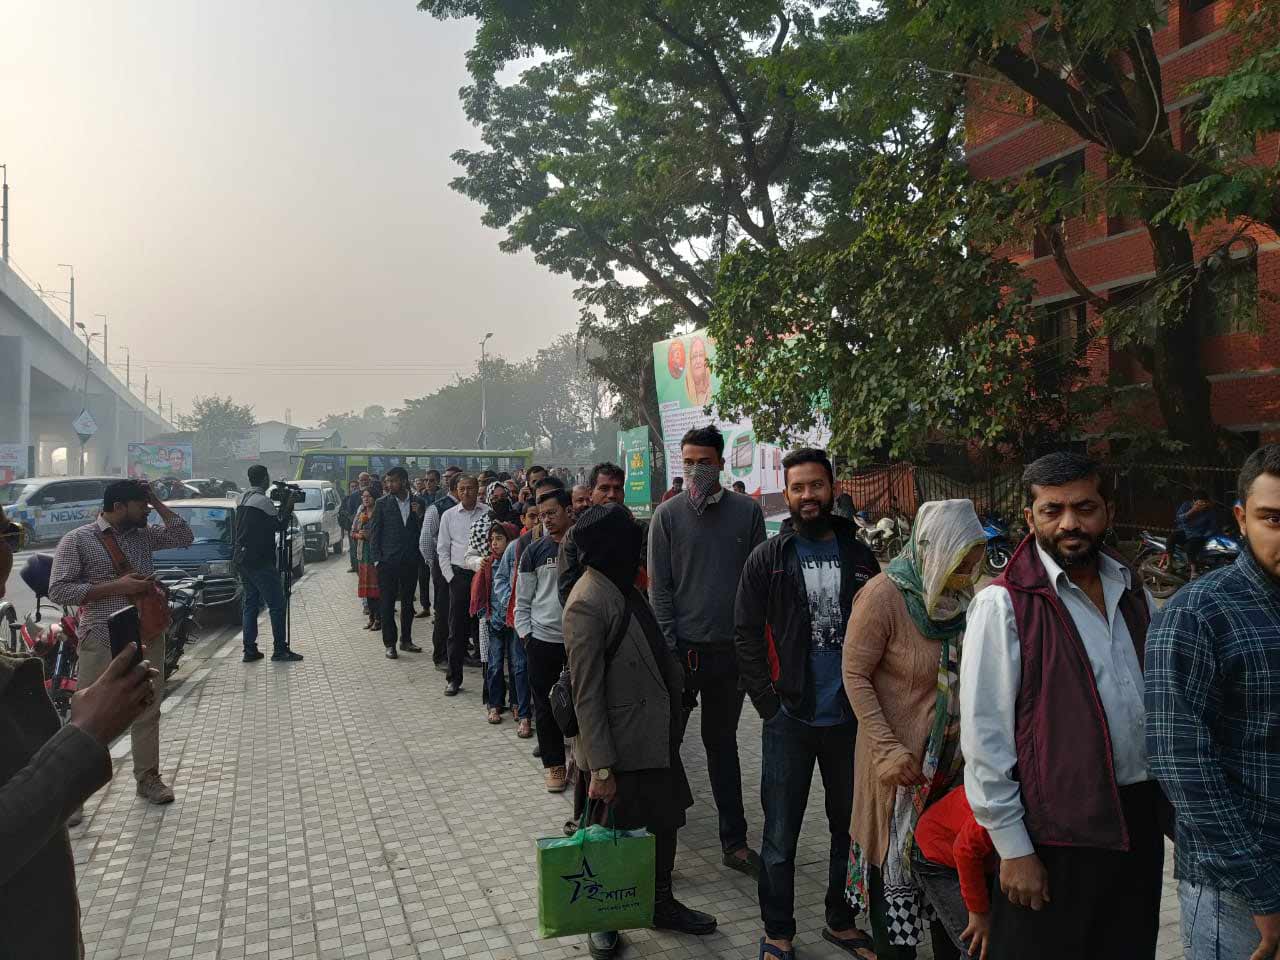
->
xmin=73 ymin=558 xmax=1184 ymax=960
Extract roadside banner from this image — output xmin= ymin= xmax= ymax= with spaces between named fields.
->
xmin=0 ymin=443 xmax=28 ymax=484
xmin=618 ymin=427 xmax=652 ymax=510
xmin=128 ymin=442 xmax=194 ymax=480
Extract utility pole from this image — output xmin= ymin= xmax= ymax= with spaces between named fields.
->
xmin=479 ymin=331 xmax=494 ymax=450
xmin=57 ymin=264 xmax=74 ymax=328
xmin=95 ymin=314 xmax=107 ymax=369
xmin=1 ymin=164 xmax=8 ymax=264
xmin=168 ymin=400 xmax=173 ymax=422
xmin=157 ymin=387 xmax=162 ymax=415
xmin=143 ymin=371 xmax=149 ymax=409
xmin=119 ymin=346 xmax=130 ymax=390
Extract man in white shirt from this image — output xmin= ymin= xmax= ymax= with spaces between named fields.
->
xmin=960 ymin=452 xmax=1163 ymax=960
xmin=436 ymin=475 xmax=490 ymax=696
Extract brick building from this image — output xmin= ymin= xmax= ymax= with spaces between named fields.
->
xmin=964 ymin=0 xmax=1280 ymax=447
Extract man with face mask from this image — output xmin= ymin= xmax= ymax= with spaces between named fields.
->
xmin=735 ymin=449 xmax=879 ymax=960
xmin=1147 ymin=445 xmax=1280 ymax=960
xmin=960 ymin=452 xmax=1162 ymax=960
xmin=649 ymin=425 xmax=766 ymax=877
xmin=49 ymin=479 xmax=194 ymax=806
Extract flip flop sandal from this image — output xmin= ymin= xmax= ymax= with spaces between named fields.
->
xmin=821 ymin=928 xmax=876 ymax=958
xmin=758 ymin=938 xmax=795 ymax=960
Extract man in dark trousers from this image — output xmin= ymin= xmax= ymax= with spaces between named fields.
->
xmin=368 ymin=466 xmax=425 ymax=660
xmin=414 ymin=469 xmax=444 ymax=619
xmin=419 ymin=473 xmax=459 ymax=669
xmin=342 ymin=479 xmax=362 ymax=572
xmin=649 ymin=424 xmax=767 ymax=878
xmin=961 ymin=452 xmax=1161 ymax=960
xmin=736 ymin=448 xmax=879 ymax=960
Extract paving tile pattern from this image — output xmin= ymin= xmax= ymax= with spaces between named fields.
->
xmin=72 ymin=559 xmax=1185 ymax=959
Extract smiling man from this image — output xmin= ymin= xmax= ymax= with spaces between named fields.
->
xmin=960 ymin=451 xmax=1162 ymax=960
xmin=1147 ymin=445 xmax=1280 ymax=960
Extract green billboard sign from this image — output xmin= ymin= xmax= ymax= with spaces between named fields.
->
xmin=618 ymin=426 xmax=652 ymax=511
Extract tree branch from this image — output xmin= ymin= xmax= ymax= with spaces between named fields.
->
xmin=1046 ymin=227 xmax=1110 ymax=312
xmin=648 ymin=232 xmax=715 ymax=303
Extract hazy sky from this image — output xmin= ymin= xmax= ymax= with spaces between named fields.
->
xmin=2 ymin=1 xmax=579 ymax=427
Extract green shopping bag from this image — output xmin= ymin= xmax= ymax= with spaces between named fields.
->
xmin=536 ymin=805 xmax=655 ymax=938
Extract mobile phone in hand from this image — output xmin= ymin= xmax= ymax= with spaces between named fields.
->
xmin=108 ymin=606 xmax=143 ymax=669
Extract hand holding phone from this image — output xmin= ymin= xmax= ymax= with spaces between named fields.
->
xmin=108 ymin=606 xmax=144 ymax=669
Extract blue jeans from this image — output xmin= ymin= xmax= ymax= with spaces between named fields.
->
xmin=241 ymin=565 xmax=287 ymax=654
xmin=1180 ymin=880 xmax=1262 ymax=960
xmin=509 ymin=628 xmax=532 ymax=720
xmin=759 ymin=709 xmax=859 ymax=940
xmin=485 ymin=624 xmax=512 ymax=710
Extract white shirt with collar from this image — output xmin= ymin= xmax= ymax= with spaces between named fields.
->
xmin=959 ymin=542 xmax=1157 ymax=859
xmin=436 ymin=502 xmax=490 ymax=581
xmin=394 ymin=492 xmax=411 ymax=525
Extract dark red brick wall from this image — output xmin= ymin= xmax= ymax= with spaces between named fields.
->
xmin=966 ymin=2 xmax=1280 ymax=438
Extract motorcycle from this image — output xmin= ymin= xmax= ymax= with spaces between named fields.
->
xmin=981 ymin=515 xmax=1013 ymax=576
xmin=858 ymin=509 xmax=910 ymax=560
xmin=1136 ymin=529 xmax=1240 ymax=599
xmin=154 ymin=568 xmax=208 ymax=679
xmin=17 ymin=554 xmax=80 ymax=723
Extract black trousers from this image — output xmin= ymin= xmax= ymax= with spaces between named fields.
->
xmin=446 ymin=566 xmax=475 ymax=686
xmin=431 ymin=561 xmax=451 ymax=664
xmin=526 ymin=637 xmax=567 ymax=768
xmin=416 ymin=555 xmax=431 ymax=616
xmin=987 ymin=781 xmax=1164 ymax=960
xmin=679 ymin=645 xmax=748 ymax=853
xmin=378 ymin=557 xmax=417 ymax=650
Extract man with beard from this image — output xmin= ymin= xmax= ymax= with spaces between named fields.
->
xmin=960 ymin=452 xmax=1161 ymax=960
xmin=49 ymin=479 xmax=194 ymax=806
xmin=571 ymin=483 xmax=591 ymax=518
xmin=557 ymin=462 xmax=627 ymax=606
xmin=1147 ymin=445 xmax=1280 ymax=960
xmin=649 ymin=425 xmax=766 ymax=878
xmin=735 ymin=449 xmax=879 ymax=960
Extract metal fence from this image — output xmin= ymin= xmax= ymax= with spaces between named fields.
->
xmin=837 ymin=461 xmax=1243 ymax=538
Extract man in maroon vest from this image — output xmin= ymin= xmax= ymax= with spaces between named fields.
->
xmin=960 ymin=452 xmax=1162 ymax=960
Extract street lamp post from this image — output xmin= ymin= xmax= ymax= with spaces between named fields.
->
xmin=74 ymin=321 xmax=101 ymax=475
xmin=478 ymin=332 xmax=494 ymax=450
xmin=57 ymin=264 xmax=74 ymax=328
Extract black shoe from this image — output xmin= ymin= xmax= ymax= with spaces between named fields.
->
xmin=434 ymin=662 xmax=448 ymax=673
xmin=653 ymin=895 xmax=717 ymax=935
xmin=722 ymin=848 xmax=763 ymax=880
xmin=385 ymin=648 xmax=398 ymax=660
xmin=587 ymin=931 xmax=620 ymax=960
xmin=400 ymin=642 xmax=423 ymax=653
xmin=532 ymin=744 xmax=542 ymax=758
xmin=444 ymin=682 xmax=460 ymax=697
xmin=242 ymin=649 xmax=264 ymax=663
xmin=271 ymin=650 xmax=303 ymax=663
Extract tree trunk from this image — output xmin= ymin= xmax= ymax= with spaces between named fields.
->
xmin=1143 ymin=222 xmax=1219 ymax=460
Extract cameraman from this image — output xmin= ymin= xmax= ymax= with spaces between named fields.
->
xmin=235 ymin=465 xmax=303 ymax=663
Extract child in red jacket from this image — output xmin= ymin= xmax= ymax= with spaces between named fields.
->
xmin=915 ymin=784 xmax=997 ymax=960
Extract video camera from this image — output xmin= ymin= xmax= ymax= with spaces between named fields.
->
xmin=269 ymin=479 xmax=305 ymax=509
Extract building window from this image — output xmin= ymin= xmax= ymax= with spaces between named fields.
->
xmin=1033 ymin=300 xmax=1087 ymax=390
xmin=1185 ymin=0 xmax=1217 ymax=12
xmin=1031 ymin=150 xmax=1086 ymax=256
xmin=1206 ymin=260 xmax=1258 ymax=336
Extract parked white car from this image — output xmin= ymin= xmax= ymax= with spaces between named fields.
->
xmin=292 ymin=480 xmax=343 ymax=561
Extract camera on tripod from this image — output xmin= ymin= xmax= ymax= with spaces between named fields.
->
xmin=269 ymin=480 xmax=305 ymax=509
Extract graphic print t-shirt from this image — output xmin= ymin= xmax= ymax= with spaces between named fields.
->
xmin=791 ymin=534 xmax=851 ymax=726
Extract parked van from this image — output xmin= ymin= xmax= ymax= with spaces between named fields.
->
xmin=0 ymin=476 xmax=116 ymax=544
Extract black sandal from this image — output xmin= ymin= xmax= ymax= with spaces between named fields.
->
xmin=821 ymin=927 xmax=876 ymax=958
xmin=758 ymin=938 xmax=795 ymax=960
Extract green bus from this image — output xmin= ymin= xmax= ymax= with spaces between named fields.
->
xmin=294 ymin=448 xmax=535 ymax=484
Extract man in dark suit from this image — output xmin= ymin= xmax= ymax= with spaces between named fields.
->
xmin=368 ymin=466 xmax=425 ymax=659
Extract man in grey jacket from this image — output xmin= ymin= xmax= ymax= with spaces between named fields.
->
xmin=649 ymin=425 xmax=766 ymax=878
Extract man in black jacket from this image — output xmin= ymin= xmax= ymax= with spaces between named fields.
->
xmin=236 ymin=465 xmax=302 ymax=663
xmin=735 ymin=448 xmax=878 ymax=960
xmin=369 ymin=466 xmax=425 ymax=659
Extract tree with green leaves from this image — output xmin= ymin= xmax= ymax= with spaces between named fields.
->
xmin=176 ymin=395 xmax=256 ymax=478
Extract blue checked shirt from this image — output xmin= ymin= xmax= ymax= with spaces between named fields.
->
xmin=1146 ymin=545 xmax=1280 ymax=913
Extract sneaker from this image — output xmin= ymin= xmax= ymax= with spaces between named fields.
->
xmin=517 ymin=719 xmax=533 ymax=739
xmin=271 ymin=650 xmax=303 ymax=662
xmin=545 ymin=766 xmax=568 ymax=793
xmin=242 ymin=649 xmax=264 ymax=663
xmin=136 ymin=772 xmax=175 ymax=805
xmin=588 ymin=931 xmax=620 ymax=960
xmin=653 ymin=896 xmax=717 ymax=935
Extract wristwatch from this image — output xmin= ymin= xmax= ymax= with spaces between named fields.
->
xmin=592 ymin=768 xmax=612 ymax=782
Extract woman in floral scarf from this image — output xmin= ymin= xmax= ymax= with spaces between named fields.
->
xmin=350 ymin=488 xmax=380 ymax=632
xmin=842 ymin=499 xmax=985 ymax=960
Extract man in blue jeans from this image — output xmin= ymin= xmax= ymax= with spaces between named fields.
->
xmin=1147 ymin=445 xmax=1280 ymax=960
xmin=235 ymin=465 xmax=303 ymax=663
xmin=735 ymin=448 xmax=879 ymax=960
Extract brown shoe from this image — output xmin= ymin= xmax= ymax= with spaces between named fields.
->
xmin=545 ymin=765 xmax=568 ymax=793
xmin=517 ymin=719 xmax=533 ymax=739
xmin=136 ymin=771 xmax=175 ymax=805
xmin=487 ymin=708 xmax=503 ymax=725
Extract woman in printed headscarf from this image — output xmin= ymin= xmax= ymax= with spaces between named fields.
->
xmin=842 ymin=500 xmax=986 ymax=960
xmin=563 ymin=503 xmax=717 ymax=960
